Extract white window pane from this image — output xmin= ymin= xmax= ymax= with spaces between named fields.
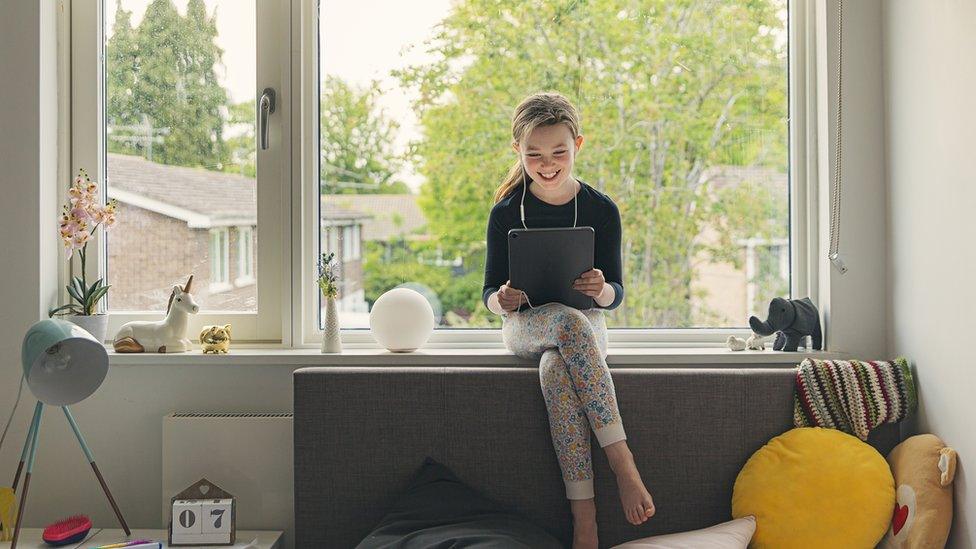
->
xmin=320 ymin=0 xmax=789 ymax=330
xmin=104 ymin=0 xmax=257 ymax=312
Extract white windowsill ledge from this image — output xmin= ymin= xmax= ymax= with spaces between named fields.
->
xmin=107 ymin=347 xmax=849 ymax=367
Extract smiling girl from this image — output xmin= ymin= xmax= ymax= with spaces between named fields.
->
xmin=482 ymin=92 xmax=655 ymax=549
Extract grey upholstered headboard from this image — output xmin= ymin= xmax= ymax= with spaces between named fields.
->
xmin=294 ymin=366 xmax=899 ymax=548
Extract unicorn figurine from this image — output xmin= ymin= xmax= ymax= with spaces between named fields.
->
xmin=113 ymin=275 xmax=200 ymax=353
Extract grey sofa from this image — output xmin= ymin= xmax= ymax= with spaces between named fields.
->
xmin=294 ymin=366 xmax=900 ymax=548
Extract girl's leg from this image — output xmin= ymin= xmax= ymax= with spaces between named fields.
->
xmin=539 ymin=349 xmax=599 ymax=549
xmin=504 ymin=304 xmax=626 ymax=448
xmin=539 ymin=348 xmax=595 ymax=500
xmin=504 ymin=304 xmax=655 ymax=526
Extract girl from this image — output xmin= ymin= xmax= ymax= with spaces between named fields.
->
xmin=482 ymin=92 xmax=655 ymax=549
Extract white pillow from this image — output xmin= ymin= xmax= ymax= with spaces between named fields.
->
xmin=610 ymin=516 xmax=756 ymax=549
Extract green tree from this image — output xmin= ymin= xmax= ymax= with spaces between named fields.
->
xmin=106 ymin=0 xmax=228 ymax=169
xmin=320 ymin=76 xmax=410 ymax=194
xmin=396 ymin=0 xmax=788 ymax=327
xmin=224 ymin=100 xmax=256 ymax=177
xmin=106 ymin=1 xmax=139 ymax=135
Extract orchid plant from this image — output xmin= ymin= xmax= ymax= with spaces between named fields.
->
xmin=317 ymin=251 xmax=340 ymax=299
xmin=49 ymin=169 xmax=119 ymax=317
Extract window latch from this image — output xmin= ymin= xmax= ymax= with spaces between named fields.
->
xmin=259 ymin=87 xmax=276 ymax=150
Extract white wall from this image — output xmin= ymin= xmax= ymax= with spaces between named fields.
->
xmin=816 ymin=0 xmax=889 ymax=358
xmin=883 ymin=1 xmax=975 ymax=547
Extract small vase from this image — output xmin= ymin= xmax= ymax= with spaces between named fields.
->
xmin=321 ymin=294 xmax=342 ymax=353
xmin=64 ymin=314 xmax=109 ymax=344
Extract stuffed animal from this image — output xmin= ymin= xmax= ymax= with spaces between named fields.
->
xmin=749 ymin=296 xmax=822 ymax=351
xmin=746 ymin=334 xmax=765 ymax=350
xmin=200 ymin=324 xmax=232 ymax=354
xmin=880 ymin=434 xmax=956 ymax=549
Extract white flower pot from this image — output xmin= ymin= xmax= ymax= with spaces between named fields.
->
xmin=64 ymin=314 xmax=109 ymax=344
xmin=321 ymin=295 xmax=342 ymax=353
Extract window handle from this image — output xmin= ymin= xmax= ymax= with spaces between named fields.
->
xmin=259 ymin=87 xmax=276 ymax=150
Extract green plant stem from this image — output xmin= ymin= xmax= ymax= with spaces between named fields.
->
xmin=79 ymin=245 xmax=88 ymax=314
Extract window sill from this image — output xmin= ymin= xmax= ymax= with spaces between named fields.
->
xmin=107 ymin=346 xmax=849 ymax=367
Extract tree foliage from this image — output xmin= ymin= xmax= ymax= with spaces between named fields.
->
xmin=320 ymin=76 xmax=410 ymax=194
xmin=106 ymin=0 xmax=228 ymax=169
xmin=395 ymin=0 xmax=788 ymax=327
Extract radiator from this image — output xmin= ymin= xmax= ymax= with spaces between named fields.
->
xmin=162 ymin=412 xmax=293 ymax=549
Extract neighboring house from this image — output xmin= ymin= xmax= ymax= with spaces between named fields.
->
xmin=105 ymin=154 xmax=373 ymax=313
xmin=320 ymin=194 xmax=429 ymax=326
xmin=320 ymin=200 xmax=371 ymax=314
xmin=322 ymin=194 xmax=427 ymax=241
xmin=321 ymin=194 xmax=466 ymax=269
xmin=690 ymin=165 xmax=790 ymax=326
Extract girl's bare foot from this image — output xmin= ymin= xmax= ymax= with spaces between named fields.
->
xmin=605 ymin=442 xmax=656 ymax=525
xmin=570 ymin=498 xmax=599 ymax=549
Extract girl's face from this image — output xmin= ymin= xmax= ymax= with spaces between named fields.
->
xmin=514 ymin=123 xmax=584 ymax=192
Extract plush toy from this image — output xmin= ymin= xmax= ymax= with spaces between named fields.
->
xmin=880 ymin=434 xmax=957 ymax=549
xmin=200 ymin=324 xmax=232 ymax=354
xmin=749 ymin=296 xmax=822 ymax=351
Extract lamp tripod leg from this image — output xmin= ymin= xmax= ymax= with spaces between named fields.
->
xmin=11 ymin=402 xmax=43 ymax=549
xmin=11 ymin=402 xmax=40 ymax=492
xmin=62 ymin=407 xmax=131 ymax=536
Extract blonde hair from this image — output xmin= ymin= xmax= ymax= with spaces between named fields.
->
xmin=493 ymin=92 xmax=582 ymax=204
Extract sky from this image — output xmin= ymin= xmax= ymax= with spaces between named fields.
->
xmin=107 ymin=0 xmax=453 ymax=192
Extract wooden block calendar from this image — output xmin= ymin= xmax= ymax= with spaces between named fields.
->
xmin=169 ymin=478 xmax=236 ymax=546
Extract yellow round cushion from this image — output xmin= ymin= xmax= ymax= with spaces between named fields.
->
xmin=732 ymin=427 xmax=894 ymax=548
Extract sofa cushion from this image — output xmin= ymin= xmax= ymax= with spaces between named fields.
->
xmin=354 ymin=457 xmax=563 ymax=548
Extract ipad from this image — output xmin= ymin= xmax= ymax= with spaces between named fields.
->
xmin=508 ymin=226 xmax=595 ymax=310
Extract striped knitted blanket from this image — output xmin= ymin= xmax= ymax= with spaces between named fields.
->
xmin=793 ymin=357 xmax=917 ymax=441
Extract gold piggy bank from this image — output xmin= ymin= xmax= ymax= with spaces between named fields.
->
xmin=200 ymin=324 xmax=232 ymax=354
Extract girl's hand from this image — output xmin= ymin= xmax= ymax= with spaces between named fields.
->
xmin=573 ymin=268 xmax=607 ymax=298
xmin=496 ymin=280 xmax=526 ymax=312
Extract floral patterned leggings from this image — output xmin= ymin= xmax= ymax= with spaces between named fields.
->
xmin=502 ymin=303 xmax=626 ymax=500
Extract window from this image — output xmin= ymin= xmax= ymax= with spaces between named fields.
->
xmin=70 ymin=0 xmax=812 ymax=346
xmin=237 ymin=226 xmax=254 ymax=284
xmin=209 ymin=228 xmax=230 ymax=290
xmin=74 ymin=0 xmax=284 ymax=341
xmin=318 ymin=0 xmax=794 ymax=334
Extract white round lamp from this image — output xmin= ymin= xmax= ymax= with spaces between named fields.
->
xmin=369 ymin=287 xmax=435 ymax=352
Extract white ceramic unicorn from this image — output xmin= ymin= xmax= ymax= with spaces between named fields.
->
xmin=113 ymin=275 xmax=200 ymax=353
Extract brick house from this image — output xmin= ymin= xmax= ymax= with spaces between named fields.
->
xmin=320 ymin=194 xmax=428 ymax=326
xmin=106 ymin=153 xmax=373 ymax=313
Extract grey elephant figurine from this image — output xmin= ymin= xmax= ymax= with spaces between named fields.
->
xmin=749 ymin=297 xmax=822 ymax=351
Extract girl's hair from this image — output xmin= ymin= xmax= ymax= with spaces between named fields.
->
xmin=494 ymin=92 xmax=581 ymax=204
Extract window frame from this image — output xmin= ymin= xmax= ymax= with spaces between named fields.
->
xmin=67 ymin=0 xmax=817 ymax=348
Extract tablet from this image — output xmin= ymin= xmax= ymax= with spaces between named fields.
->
xmin=508 ymin=226 xmax=595 ymax=310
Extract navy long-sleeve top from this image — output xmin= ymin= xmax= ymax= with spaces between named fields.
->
xmin=482 ymin=180 xmax=624 ymax=312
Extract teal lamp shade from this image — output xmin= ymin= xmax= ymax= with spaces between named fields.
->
xmin=21 ymin=318 xmax=108 ymax=406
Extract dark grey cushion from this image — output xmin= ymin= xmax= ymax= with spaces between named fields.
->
xmin=295 ymin=367 xmax=901 ymax=548
xmin=354 ymin=457 xmax=563 ymax=549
